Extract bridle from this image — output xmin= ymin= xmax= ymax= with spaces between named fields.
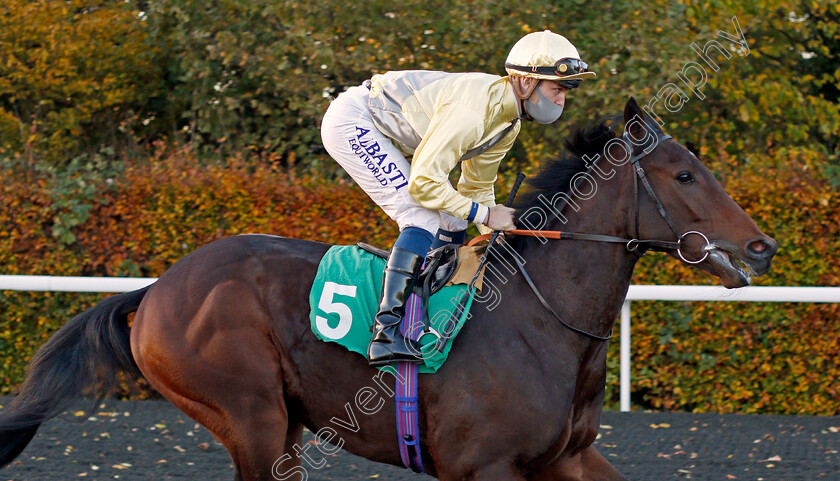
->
xmin=472 ymin=132 xmax=712 ymax=261
xmin=469 ymin=130 xmax=712 ymax=341
xmin=624 ymin=132 xmax=712 ymax=264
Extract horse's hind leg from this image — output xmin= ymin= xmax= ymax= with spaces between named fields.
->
xmin=226 ymin=401 xmax=304 ymax=481
xmin=138 ymin=355 xmax=300 ymax=481
xmin=132 ymin=280 xmax=302 ymax=480
xmin=141 ymin=358 xmax=300 ymax=481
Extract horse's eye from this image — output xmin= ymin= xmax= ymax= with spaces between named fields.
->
xmin=676 ymin=171 xmax=695 ymax=184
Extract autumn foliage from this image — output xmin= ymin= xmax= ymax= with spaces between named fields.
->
xmin=0 ymin=148 xmax=397 ymax=394
xmin=0 ymin=0 xmax=838 ymax=414
xmin=1 ymin=145 xmax=838 ymax=414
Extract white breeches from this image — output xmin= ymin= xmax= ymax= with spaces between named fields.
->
xmin=320 ymin=84 xmax=467 ymax=235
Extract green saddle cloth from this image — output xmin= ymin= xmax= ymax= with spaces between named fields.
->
xmin=309 ymin=245 xmax=472 ymax=373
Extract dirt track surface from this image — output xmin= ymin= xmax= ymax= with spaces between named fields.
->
xmin=1 ymin=399 xmax=838 ymax=481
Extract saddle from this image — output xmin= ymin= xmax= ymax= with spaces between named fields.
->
xmin=359 ymin=241 xmax=485 ymax=295
xmin=357 ymin=241 xmax=484 ymax=338
xmin=357 ymin=242 xmax=460 ymax=297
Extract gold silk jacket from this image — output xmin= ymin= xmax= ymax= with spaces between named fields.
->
xmin=367 ymin=71 xmax=521 ymax=227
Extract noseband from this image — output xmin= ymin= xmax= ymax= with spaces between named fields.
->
xmin=469 ymin=130 xmax=712 ymax=341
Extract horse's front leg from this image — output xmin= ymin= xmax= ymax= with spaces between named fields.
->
xmin=437 ymin=462 xmax=527 ymax=481
xmin=526 ymin=446 xmax=628 ymax=481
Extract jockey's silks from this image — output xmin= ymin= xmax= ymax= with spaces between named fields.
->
xmin=367 ymin=72 xmax=521 ymax=228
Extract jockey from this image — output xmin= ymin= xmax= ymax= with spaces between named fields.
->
xmin=321 ymin=30 xmax=596 ymax=366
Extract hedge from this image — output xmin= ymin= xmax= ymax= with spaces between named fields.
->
xmin=1 ymin=146 xmax=838 ymax=415
xmin=0 ymin=148 xmax=398 ymax=394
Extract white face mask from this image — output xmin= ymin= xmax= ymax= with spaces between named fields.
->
xmin=525 ymin=83 xmax=564 ymax=124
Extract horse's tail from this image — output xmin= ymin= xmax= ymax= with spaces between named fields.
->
xmin=0 ymin=285 xmax=152 ymax=468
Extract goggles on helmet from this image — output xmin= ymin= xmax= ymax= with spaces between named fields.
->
xmin=557 ymin=79 xmax=582 ymax=89
xmin=505 ymin=57 xmax=590 ymax=78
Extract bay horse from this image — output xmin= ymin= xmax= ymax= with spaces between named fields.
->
xmin=0 ymin=99 xmax=776 ymax=480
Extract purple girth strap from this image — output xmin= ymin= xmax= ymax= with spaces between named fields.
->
xmin=395 ymin=292 xmax=424 ymax=473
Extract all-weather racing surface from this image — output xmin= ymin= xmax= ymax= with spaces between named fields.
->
xmin=1 ymin=399 xmax=837 ymax=481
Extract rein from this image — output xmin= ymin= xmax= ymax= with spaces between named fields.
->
xmin=469 ymin=134 xmax=710 ymax=261
xmin=470 ymin=131 xmax=712 ymax=342
xmin=467 ymin=229 xmax=679 ymax=252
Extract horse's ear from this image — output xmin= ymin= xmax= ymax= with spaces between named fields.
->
xmin=623 ymin=97 xmax=647 ymax=140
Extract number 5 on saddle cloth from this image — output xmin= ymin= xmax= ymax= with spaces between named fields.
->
xmin=309 ymin=243 xmax=488 ymax=473
xmin=309 ymin=243 xmax=486 ymax=373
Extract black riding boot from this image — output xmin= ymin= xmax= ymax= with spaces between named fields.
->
xmin=367 ymin=247 xmax=425 ymax=366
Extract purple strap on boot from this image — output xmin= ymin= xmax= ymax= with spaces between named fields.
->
xmin=395 ymin=291 xmax=425 ymax=473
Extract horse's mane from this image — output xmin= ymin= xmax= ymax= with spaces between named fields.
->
xmin=499 ymin=118 xmax=621 ymax=256
xmin=512 ymin=119 xmax=618 ymax=212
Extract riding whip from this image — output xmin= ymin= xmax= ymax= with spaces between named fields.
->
xmin=450 ymin=173 xmax=526 ymax=338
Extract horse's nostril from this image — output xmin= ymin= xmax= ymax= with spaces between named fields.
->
xmin=747 ymin=238 xmax=776 ymax=259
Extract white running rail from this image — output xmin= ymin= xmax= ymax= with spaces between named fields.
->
xmin=0 ymin=275 xmax=157 ymax=292
xmin=1 ymin=276 xmax=838 ymax=412
xmin=621 ymin=285 xmax=840 ymax=412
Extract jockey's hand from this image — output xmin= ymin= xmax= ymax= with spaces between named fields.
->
xmin=485 ymin=205 xmax=516 ymax=231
